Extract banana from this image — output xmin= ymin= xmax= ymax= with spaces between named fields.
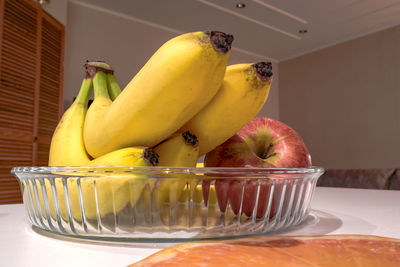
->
xmin=83 ymin=62 xmax=114 ymax=154
xmin=84 ymin=31 xmax=233 ymax=158
xmin=180 ymin=62 xmax=273 ymax=156
xmin=151 ymin=131 xmax=199 ymax=223
xmin=38 ymin=146 xmax=159 ymax=222
xmin=48 ymin=74 xmax=93 ymax=166
xmin=32 ymin=71 xmax=93 ymax=221
xmin=155 ymin=131 xmax=199 ymax=167
xmin=70 ymin=147 xmax=159 ymax=222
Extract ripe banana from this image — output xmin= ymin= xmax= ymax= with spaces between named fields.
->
xmin=38 ymin=146 xmax=159 ymax=222
xmin=83 ymin=62 xmax=114 ymax=156
xmin=34 ymin=71 xmax=93 ymax=221
xmin=70 ymin=146 xmax=159 ymax=222
xmin=84 ymin=31 xmax=233 ymax=158
xmin=155 ymin=131 xmax=199 ymax=167
xmin=180 ymin=62 xmax=273 ymax=156
xmin=48 ymin=74 xmax=93 ymax=166
xmin=151 ymin=131 xmax=199 ymax=222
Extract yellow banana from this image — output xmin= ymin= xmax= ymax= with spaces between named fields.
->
xmin=69 ymin=146 xmax=159 ymax=222
xmin=38 ymin=147 xmax=159 ymax=222
xmin=155 ymin=131 xmax=199 ymax=167
xmin=48 ymin=75 xmax=93 ymax=166
xmin=84 ymin=31 xmax=233 ymax=158
xmin=33 ymin=71 xmax=93 ymax=220
xmin=83 ymin=62 xmax=113 ymax=155
xmin=150 ymin=131 xmax=199 ymax=223
xmin=180 ymin=62 xmax=273 ymax=156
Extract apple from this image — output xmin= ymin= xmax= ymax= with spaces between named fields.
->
xmin=205 ymin=117 xmax=311 ymax=168
xmin=204 ymin=117 xmax=312 ymax=218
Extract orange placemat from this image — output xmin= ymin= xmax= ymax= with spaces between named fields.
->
xmin=130 ymin=235 xmax=400 ymax=267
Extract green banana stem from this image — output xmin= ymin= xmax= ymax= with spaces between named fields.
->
xmin=93 ymin=71 xmax=110 ymax=99
xmin=74 ymin=78 xmax=93 ymax=106
xmin=107 ymin=73 xmax=122 ymax=101
xmin=84 ymin=60 xmax=113 ymax=100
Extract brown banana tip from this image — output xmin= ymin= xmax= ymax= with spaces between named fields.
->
xmin=182 ymin=131 xmax=199 ymax=147
xmin=142 ymin=148 xmax=160 ymax=166
xmin=252 ymin=62 xmax=273 ymax=82
xmin=205 ymin=31 xmax=234 ymax=54
xmin=84 ymin=60 xmax=114 ymax=78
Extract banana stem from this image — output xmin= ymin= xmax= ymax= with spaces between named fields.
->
xmin=206 ymin=31 xmax=234 ymax=54
xmin=93 ymin=71 xmax=110 ymax=99
xmin=142 ymin=148 xmax=160 ymax=166
xmin=107 ymin=73 xmax=122 ymax=101
xmin=84 ymin=60 xmax=114 ymax=99
xmin=182 ymin=131 xmax=199 ymax=147
xmin=252 ymin=62 xmax=273 ymax=82
xmin=74 ymin=78 xmax=93 ymax=106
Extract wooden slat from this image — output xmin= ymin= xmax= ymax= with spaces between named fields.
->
xmin=42 ymin=11 xmax=64 ymax=117
xmin=0 ymin=128 xmax=32 ymax=142
xmin=0 ymin=0 xmax=37 ymax=204
xmin=1 ymin=39 xmax=36 ymax=64
xmin=2 ymin=19 xmax=36 ymax=47
xmin=0 ymin=137 xmax=32 ymax=204
xmin=1 ymin=50 xmax=36 ymax=75
xmin=2 ymin=21 xmax=36 ymax=51
xmin=4 ymin=0 xmax=37 ymax=30
xmin=37 ymin=13 xmax=63 ymax=157
xmin=0 ymin=95 xmax=34 ymax=114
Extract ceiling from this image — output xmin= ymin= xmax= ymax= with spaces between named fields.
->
xmin=73 ymin=0 xmax=400 ymax=62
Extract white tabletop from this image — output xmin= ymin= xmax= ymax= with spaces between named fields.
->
xmin=1 ymin=187 xmax=399 ymax=267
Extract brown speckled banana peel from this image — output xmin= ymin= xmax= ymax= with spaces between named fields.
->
xmin=84 ymin=31 xmax=233 ymax=158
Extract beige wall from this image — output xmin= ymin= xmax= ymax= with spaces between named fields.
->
xmin=279 ymin=25 xmax=400 ymax=169
xmin=63 ymin=2 xmax=279 ymax=120
xmin=42 ymin=0 xmax=68 ymax=26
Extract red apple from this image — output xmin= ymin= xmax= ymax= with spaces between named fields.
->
xmin=204 ymin=117 xmax=312 ymax=218
xmin=206 ymin=117 xmax=311 ymax=168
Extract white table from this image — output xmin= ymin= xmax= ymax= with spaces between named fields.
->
xmin=1 ymin=187 xmax=399 ymax=267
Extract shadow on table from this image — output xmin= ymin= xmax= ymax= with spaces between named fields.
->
xmin=275 ymin=209 xmax=343 ymax=236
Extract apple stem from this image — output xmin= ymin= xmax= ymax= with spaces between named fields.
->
xmin=261 ymin=143 xmax=276 ymax=159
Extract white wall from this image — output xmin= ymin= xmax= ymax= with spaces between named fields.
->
xmin=279 ymin=25 xmax=400 ymax=169
xmin=63 ymin=2 xmax=279 ymax=119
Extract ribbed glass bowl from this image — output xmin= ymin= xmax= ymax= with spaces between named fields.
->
xmin=12 ymin=166 xmax=324 ymax=240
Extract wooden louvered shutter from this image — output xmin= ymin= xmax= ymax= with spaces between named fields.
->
xmin=36 ymin=12 xmax=64 ymax=166
xmin=0 ymin=0 xmax=64 ymax=204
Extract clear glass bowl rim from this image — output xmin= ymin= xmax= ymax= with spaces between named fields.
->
xmin=12 ymin=166 xmax=324 ymax=177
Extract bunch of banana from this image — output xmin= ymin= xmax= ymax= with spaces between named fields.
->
xmin=40 ymin=30 xmax=279 ymax=228
xmin=36 ymin=62 xmax=159 ymax=222
xmin=83 ymin=31 xmax=233 ymax=158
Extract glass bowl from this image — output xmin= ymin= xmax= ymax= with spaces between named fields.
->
xmin=12 ymin=166 xmax=324 ymax=240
